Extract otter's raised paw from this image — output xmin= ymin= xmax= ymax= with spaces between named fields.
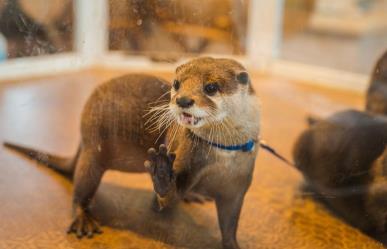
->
xmin=67 ymin=208 xmax=102 ymax=239
xmin=144 ymin=144 xmax=176 ymax=197
xmin=183 ymin=192 xmax=213 ymax=204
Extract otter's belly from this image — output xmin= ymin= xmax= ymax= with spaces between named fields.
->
xmin=193 ymin=149 xmax=257 ymax=196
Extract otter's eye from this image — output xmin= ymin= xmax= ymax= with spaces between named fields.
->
xmin=173 ymin=80 xmax=180 ymax=91
xmin=204 ymin=83 xmax=219 ymax=96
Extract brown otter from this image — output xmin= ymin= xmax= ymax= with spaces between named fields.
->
xmin=366 ymin=50 xmax=387 ymax=115
xmin=4 ymin=57 xmax=260 ymax=249
xmin=293 ymin=110 xmax=387 ymax=241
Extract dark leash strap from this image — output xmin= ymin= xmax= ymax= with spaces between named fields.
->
xmin=259 ymin=140 xmax=295 ymax=167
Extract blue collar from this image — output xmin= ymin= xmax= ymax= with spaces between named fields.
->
xmin=206 ymin=139 xmax=255 ymax=152
xmin=192 ymin=133 xmax=255 ymax=152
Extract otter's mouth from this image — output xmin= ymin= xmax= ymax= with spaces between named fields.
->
xmin=179 ymin=112 xmax=202 ymax=126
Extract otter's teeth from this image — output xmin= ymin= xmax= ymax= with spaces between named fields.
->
xmin=180 ymin=113 xmax=201 ymax=125
xmin=180 ymin=113 xmax=194 ymax=125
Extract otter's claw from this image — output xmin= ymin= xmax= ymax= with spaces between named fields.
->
xmin=144 ymin=144 xmax=176 ymax=197
xmin=67 ymin=209 xmax=102 ymax=239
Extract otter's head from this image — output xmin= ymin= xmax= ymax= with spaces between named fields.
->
xmin=169 ymin=57 xmax=254 ymax=129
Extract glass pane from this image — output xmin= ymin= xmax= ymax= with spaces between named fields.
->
xmin=0 ymin=0 xmax=73 ymax=59
xmin=281 ymin=0 xmax=387 ymax=74
xmin=108 ymin=0 xmax=249 ymax=57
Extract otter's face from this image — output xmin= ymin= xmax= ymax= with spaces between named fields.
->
xmin=169 ymin=58 xmax=253 ymax=129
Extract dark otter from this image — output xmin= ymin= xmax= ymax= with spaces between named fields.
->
xmin=366 ymin=50 xmax=387 ymax=115
xmin=4 ymin=57 xmax=260 ymax=249
xmin=293 ymin=110 xmax=387 ymax=240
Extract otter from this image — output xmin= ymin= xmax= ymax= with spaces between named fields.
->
xmin=366 ymin=50 xmax=387 ymax=115
xmin=293 ymin=110 xmax=387 ymax=241
xmin=4 ymin=57 xmax=260 ymax=249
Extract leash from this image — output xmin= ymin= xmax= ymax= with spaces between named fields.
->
xmin=259 ymin=140 xmax=295 ymax=167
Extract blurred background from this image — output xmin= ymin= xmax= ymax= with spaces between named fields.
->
xmin=0 ymin=1 xmax=387 ymax=248
xmin=0 ymin=0 xmax=385 ymax=88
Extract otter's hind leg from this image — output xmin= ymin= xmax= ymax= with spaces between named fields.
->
xmin=67 ymin=149 xmax=105 ymax=238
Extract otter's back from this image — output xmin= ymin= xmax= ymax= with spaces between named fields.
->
xmin=81 ymin=74 xmax=170 ymax=150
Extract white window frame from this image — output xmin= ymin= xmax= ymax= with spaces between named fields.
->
xmin=0 ymin=0 xmax=369 ymax=92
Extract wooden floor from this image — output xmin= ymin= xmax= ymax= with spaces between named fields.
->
xmin=0 ymin=69 xmax=384 ymax=249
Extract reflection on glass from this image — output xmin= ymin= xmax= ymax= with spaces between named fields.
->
xmin=108 ymin=0 xmax=248 ymax=57
xmin=282 ymin=0 xmax=387 ymax=74
xmin=0 ymin=0 xmax=73 ymax=58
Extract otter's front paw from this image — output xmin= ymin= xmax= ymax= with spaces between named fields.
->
xmin=67 ymin=208 xmax=102 ymax=239
xmin=144 ymin=144 xmax=176 ymax=197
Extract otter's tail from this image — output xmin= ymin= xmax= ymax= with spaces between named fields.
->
xmin=3 ymin=142 xmax=80 ymax=176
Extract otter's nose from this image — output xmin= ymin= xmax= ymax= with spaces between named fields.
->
xmin=176 ymin=96 xmax=194 ymax=108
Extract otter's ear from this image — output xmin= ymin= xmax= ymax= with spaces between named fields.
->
xmin=236 ymin=71 xmax=249 ymax=84
xmin=176 ymin=63 xmax=189 ymax=74
xmin=176 ymin=65 xmax=184 ymax=74
xmin=374 ymin=50 xmax=387 ymax=77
